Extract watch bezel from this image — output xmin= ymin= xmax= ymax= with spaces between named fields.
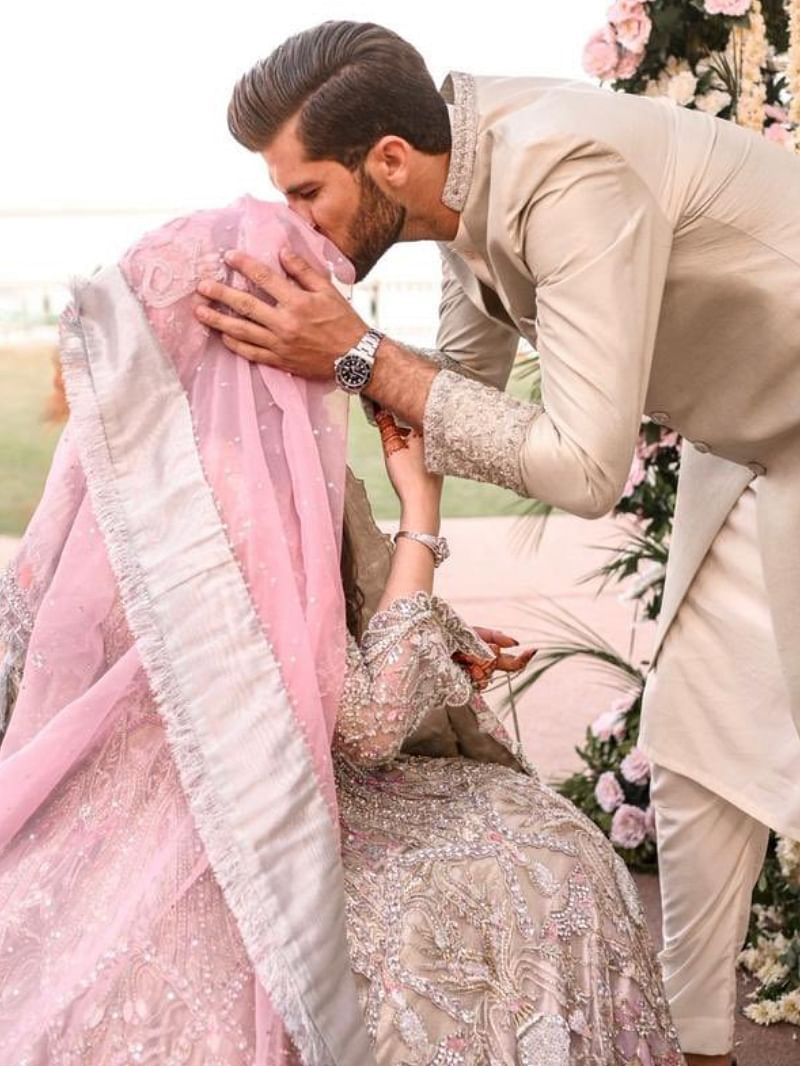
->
xmin=334 ymin=351 xmax=374 ymax=393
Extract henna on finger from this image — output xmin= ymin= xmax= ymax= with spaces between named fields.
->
xmin=375 ymin=409 xmax=409 ymax=456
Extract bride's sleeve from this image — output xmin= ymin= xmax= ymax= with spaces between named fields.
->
xmin=333 ymin=591 xmax=493 ymax=766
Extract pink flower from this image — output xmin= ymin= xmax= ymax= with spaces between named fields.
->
xmin=583 ymin=26 xmax=621 ymax=81
xmin=620 ymin=746 xmax=651 ymax=785
xmin=592 ymin=694 xmax=637 ymax=742
xmin=703 ymin=0 xmax=751 ymax=14
xmin=644 ymin=804 xmax=657 ymax=840
xmin=610 ymin=804 xmax=648 ymax=848
xmin=615 ymin=49 xmax=646 ymax=80
xmin=623 ymin=453 xmax=647 ymax=496
xmin=595 ymin=771 xmax=625 ymax=813
xmin=607 ymin=1 xmax=652 ymax=53
xmin=764 ymin=104 xmax=789 ymax=123
xmin=764 ymin=124 xmax=794 ymax=148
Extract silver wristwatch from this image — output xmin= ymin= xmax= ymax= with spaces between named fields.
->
xmin=333 ymin=328 xmax=384 ymax=394
xmin=393 ymin=530 xmax=450 ymax=568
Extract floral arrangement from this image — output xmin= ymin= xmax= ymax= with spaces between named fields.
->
xmin=583 ymin=0 xmax=800 ymax=151
xmin=559 ymin=687 xmax=658 ymax=870
xmin=739 ymin=837 xmax=800 ymax=1024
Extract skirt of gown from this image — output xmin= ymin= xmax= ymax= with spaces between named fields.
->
xmin=337 ymin=753 xmax=683 ymax=1066
xmin=0 ymin=680 xmax=680 ymax=1065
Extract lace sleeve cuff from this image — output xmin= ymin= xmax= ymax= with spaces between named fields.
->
xmin=335 ymin=592 xmax=492 ymax=765
xmin=423 ymin=370 xmax=540 ymax=496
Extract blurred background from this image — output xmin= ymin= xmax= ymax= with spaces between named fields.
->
xmin=0 ymin=0 xmax=601 ymax=533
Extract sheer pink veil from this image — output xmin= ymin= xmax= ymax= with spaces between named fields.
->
xmin=0 ymin=198 xmax=374 ymax=1064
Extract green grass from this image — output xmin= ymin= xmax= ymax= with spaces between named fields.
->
xmin=0 ymin=346 xmax=63 ymax=536
xmin=0 ymin=345 xmax=545 ymax=536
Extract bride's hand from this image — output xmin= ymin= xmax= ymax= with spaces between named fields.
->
xmin=375 ymin=409 xmax=442 ymax=527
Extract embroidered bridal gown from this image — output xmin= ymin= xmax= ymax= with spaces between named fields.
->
xmin=335 ymin=592 xmax=682 ymax=1066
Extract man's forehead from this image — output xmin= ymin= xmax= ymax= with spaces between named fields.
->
xmin=262 ymin=117 xmax=308 ymax=191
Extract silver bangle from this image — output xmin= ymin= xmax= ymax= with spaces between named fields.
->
xmin=393 ymin=530 xmax=450 ymax=568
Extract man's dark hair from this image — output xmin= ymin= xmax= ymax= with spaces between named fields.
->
xmin=227 ymin=21 xmax=451 ymax=169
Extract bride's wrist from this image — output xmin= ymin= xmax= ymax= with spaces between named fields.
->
xmin=399 ymin=505 xmax=441 ymax=536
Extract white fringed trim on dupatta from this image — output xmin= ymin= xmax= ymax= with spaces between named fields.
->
xmin=58 ymin=267 xmax=374 ymax=1066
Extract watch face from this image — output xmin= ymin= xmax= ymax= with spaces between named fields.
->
xmin=335 ymin=353 xmax=372 ymax=392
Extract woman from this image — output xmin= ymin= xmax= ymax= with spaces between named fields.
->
xmin=0 ymin=199 xmax=681 ymax=1064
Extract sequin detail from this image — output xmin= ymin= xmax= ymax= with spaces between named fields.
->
xmin=335 ymin=592 xmax=493 ymax=765
xmin=517 ymin=1013 xmax=571 ymax=1065
xmin=441 ymin=72 xmax=479 ymax=212
xmin=334 ymin=593 xmax=682 ymax=1065
xmin=423 ymin=370 xmax=539 ymax=495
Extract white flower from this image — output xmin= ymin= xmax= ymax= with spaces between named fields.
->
xmin=756 ymin=960 xmax=789 ymax=987
xmin=776 ymin=835 xmax=800 ymax=884
xmin=744 ymin=1000 xmax=775 ymax=1025
xmin=667 ymin=70 xmax=699 ymax=106
xmin=643 ymin=77 xmax=668 ymax=98
xmin=694 ymin=88 xmax=733 ymax=115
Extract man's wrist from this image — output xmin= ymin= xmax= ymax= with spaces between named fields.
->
xmin=363 ymin=338 xmax=438 ymax=427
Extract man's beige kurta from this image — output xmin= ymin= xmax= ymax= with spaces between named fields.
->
xmin=421 ymin=72 xmax=800 ymax=830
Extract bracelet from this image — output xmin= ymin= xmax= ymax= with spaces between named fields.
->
xmin=394 ymin=530 xmax=450 ymax=568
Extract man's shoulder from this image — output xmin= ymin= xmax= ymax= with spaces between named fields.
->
xmin=471 ymin=73 xmax=667 ymax=146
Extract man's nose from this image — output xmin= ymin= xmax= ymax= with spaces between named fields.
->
xmin=289 ymin=202 xmax=315 ymax=227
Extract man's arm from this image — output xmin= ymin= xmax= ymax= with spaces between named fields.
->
xmin=364 ymin=253 xmax=521 ymax=426
xmin=421 ymin=142 xmax=673 ymax=519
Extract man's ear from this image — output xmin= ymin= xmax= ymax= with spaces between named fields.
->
xmin=366 ymin=136 xmax=413 ymax=191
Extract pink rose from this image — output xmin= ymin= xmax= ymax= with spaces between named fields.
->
xmin=595 ymin=771 xmax=625 ymax=813
xmin=590 ymin=700 xmax=631 ymax=742
xmin=615 ymin=49 xmax=646 ymax=80
xmin=583 ymin=26 xmax=621 ymax=81
xmin=644 ymin=804 xmax=657 ymax=840
xmin=610 ymin=804 xmax=648 ymax=848
xmin=607 ymin=2 xmax=652 ymax=53
xmin=620 ymin=746 xmax=651 ymax=785
xmin=764 ymin=104 xmax=789 ymax=123
xmin=764 ymin=124 xmax=793 ymax=148
xmin=703 ymin=0 xmax=751 ymax=14
xmin=623 ymin=453 xmax=647 ymax=496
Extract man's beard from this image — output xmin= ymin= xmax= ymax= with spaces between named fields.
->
xmin=347 ymin=168 xmax=406 ymax=282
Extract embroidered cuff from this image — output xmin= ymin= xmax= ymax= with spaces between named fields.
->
xmin=423 ymin=370 xmax=539 ymax=495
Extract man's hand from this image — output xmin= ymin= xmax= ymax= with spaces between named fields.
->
xmin=193 ymin=248 xmax=367 ymax=377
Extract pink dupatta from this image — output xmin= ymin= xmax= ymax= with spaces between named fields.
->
xmin=0 ymin=198 xmax=374 ymax=1065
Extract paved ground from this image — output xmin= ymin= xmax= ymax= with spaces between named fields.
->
xmin=2 ymin=517 xmax=798 ymax=1061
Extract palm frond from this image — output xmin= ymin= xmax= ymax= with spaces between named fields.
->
xmin=500 ymin=600 xmax=645 ymax=712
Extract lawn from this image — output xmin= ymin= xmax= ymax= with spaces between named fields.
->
xmin=0 ymin=344 xmax=543 ymax=536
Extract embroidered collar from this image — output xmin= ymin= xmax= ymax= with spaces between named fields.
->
xmin=440 ymin=71 xmax=478 ymax=212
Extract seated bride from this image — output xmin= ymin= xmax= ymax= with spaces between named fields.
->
xmin=0 ymin=199 xmax=682 ymax=1065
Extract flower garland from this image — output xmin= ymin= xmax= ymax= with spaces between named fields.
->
xmin=733 ymin=0 xmax=769 ymax=130
xmin=583 ymin=0 xmax=800 ymax=150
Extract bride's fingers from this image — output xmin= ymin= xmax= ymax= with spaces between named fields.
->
xmin=494 ymin=648 xmax=537 ymax=673
xmin=375 ymin=409 xmax=409 ymax=456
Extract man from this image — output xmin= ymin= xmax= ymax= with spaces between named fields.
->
xmin=195 ymin=20 xmax=800 ymax=1066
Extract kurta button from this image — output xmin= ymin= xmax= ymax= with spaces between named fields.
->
xmin=747 ymin=461 xmax=767 ymax=476
xmin=693 ymin=441 xmax=710 ymax=454
xmin=649 ymin=411 xmax=670 ymax=426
